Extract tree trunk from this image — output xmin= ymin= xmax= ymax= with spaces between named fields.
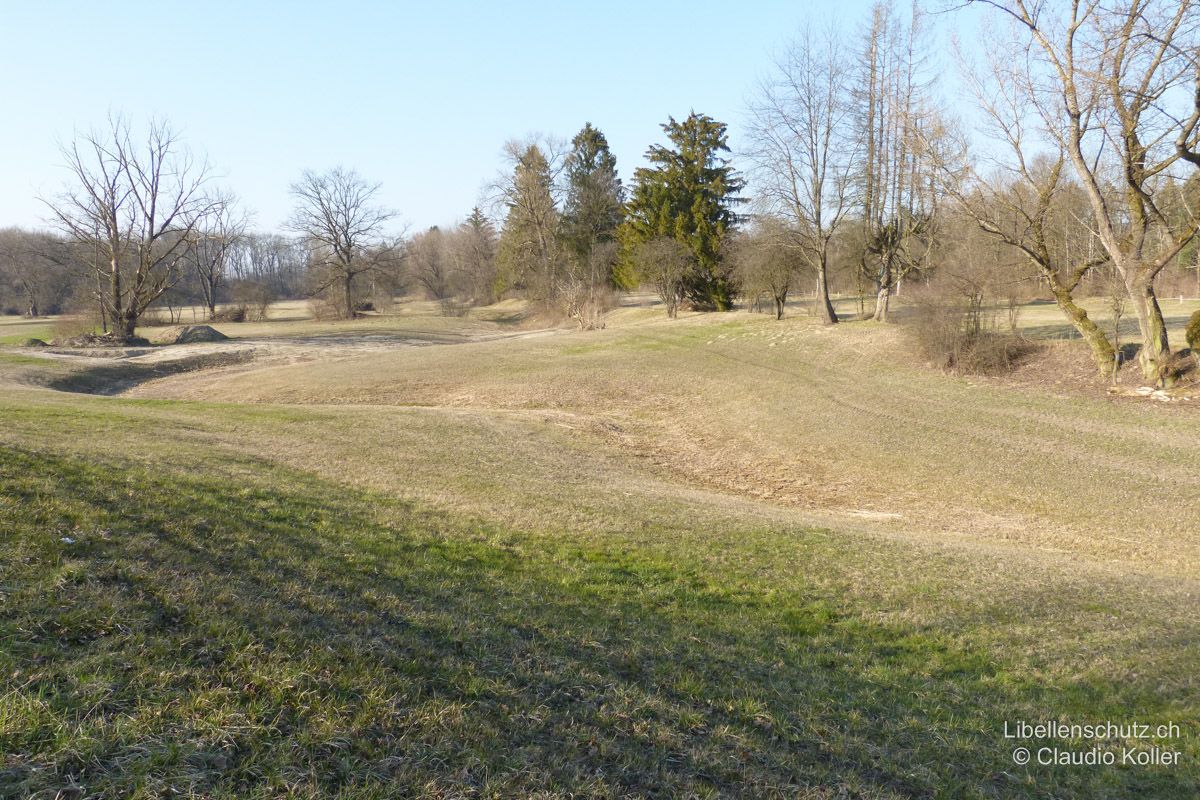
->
xmin=814 ymin=258 xmax=837 ymax=325
xmin=1047 ymin=278 xmax=1116 ymax=378
xmin=774 ymin=293 xmax=786 ymax=320
xmin=343 ymin=276 xmax=354 ymax=319
xmin=872 ymin=284 xmax=890 ymax=322
xmin=109 ymin=254 xmax=123 ymax=331
xmin=1127 ymin=275 xmax=1170 ymax=382
xmin=873 ymin=253 xmax=892 ymax=321
xmin=114 ymin=312 xmax=137 ymax=341
xmin=95 ymin=271 xmax=107 ymax=334
xmin=207 ymin=300 xmax=217 ymax=321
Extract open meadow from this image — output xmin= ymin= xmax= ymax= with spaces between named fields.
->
xmin=2 ymin=298 xmax=1198 ymax=798
xmin=4 ymin=0 xmax=1199 ymax=796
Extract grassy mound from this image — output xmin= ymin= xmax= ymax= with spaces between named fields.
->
xmin=151 ymin=325 xmax=230 ymax=345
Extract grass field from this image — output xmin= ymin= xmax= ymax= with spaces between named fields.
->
xmin=1 ymin=299 xmax=1198 ymax=798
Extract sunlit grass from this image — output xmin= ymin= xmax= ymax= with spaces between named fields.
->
xmin=2 ymin=435 xmax=1196 ymax=798
xmin=2 ymin=299 xmax=1199 ymax=797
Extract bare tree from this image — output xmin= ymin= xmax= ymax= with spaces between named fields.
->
xmin=492 ymin=138 xmax=567 ymax=305
xmin=947 ymin=25 xmax=1118 ymax=375
xmin=747 ymin=23 xmax=858 ymax=325
xmin=560 ymin=239 xmax=617 ymax=329
xmin=191 ymin=191 xmax=248 ymax=320
xmin=1178 ymin=44 xmax=1200 ymax=167
xmin=0 ymin=229 xmax=80 ymax=318
xmin=44 ymin=115 xmax=219 ymax=341
xmin=451 ymin=207 xmax=499 ymax=306
xmin=232 ymin=233 xmax=308 ymax=298
xmin=407 ymin=226 xmax=454 ymax=301
xmin=853 ymin=2 xmax=940 ymax=322
xmin=970 ymin=0 xmax=1200 ymax=381
xmin=630 ymin=237 xmax=692 ymax=319
xmin=287 ymin=167 xmax=398 ymax=318
xmin=732 ymin=218 xmax=803 ymax=319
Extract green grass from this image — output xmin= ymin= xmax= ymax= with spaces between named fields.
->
xmin=0 ymin=353 xmax=68 ymax=368
xmin=2 ymin=440 xmax=1196 ymax=799
xmin=2 ymin=302 xmax=1199 ymax=797
xmin=0 ymin=330 xmax=53 ymax=346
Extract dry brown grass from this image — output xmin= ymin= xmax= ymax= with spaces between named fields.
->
xmin=3 ymin=300 xmax=1200 ymax=797
xmin=111 ymin=307 xmax=1200 ymax=580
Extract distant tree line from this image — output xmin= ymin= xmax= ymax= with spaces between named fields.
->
xmin=2 ymin=0 xmax=1198 ymax=382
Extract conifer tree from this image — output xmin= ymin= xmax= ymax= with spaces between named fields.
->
xmin=561 ymin=123 xmax=624 ymax=269
xmin=496 ymin=144 xmax=561 ymax=301
xmin=619 ymin=112 xmax=743 ymax=310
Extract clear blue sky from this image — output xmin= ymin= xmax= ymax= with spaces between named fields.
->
xmin=0 ymin=0 xmax=962 ymax=234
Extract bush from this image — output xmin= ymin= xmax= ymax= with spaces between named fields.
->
xmin=1158 ymin=349 xmax=1197 ymax=387
xmin=308 ymin=296 xmax=345 ymax=321
xmin=232 ymin=281 xmax=276 ymax=322
xmin=905 ymin=295 xmax=1036 ymax=376
xmin=51 ymin=314 xmax=101 ymax=341
xmin=1185 ymin=309 xmax=1200 ymax=350
xmin=213 ymin=306 xmax=247 ymax=323
xmin=439 ymin=297 xmax=471 ymax=317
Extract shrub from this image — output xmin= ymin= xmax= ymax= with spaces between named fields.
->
xmin=1185 ymin=309 xmax=1200 ymax=350
xmin=904 ymin=294 xmax=1036 ymax=376
xmin=213 ymin=306 xmax=247 ymax=323
xmin=232 ymin=281 xmax=276 ymax=322
xmin=439 ymin=297 xmax=471 ymax=317
xmin=307 ymin=296 xmax=344 ymax=321
xmin=1158 ymin=349 xmax=1197 ymax=387
xmin=51 ymin=314 xmax=101 ymax=341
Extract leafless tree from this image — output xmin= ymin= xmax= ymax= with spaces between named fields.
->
xmin=44 ymin=115 xmax=220 ymax=340
xmin=231 ymin=233 xmax=308 ymax=298
xmin=732 ymin=218 xmax=804 ymax=319
xmin=747 ymin=23 xmax=858 ymax=325
xmin=853 ymin=1 xmax=940 ymax=322
xmin=492 ymin=138 xmax=567 ymax=305
xmin=287 ymin=167 xmax=399 ymax=318
xmin=560 ymin=239 xmax=617 ymax=329
xmin=407 ymin=226 xmax=454 ymax=301
xmin=970 ymin=0 xmax=1200 ymax=381
xmin=191 ymin=191 xmax=248 ymax=320
xmin=946 ymin=24 xmax=1118 ymax=375
xmin=0 ymin=229 xmax=80 ymax=318
xmin=1178 ymin=46 xmax=1200 ymax=167
xmin=450 ymin=207 xmax=499 ymax=305
xmin=630 ymin=237 xmax=692 ymax=319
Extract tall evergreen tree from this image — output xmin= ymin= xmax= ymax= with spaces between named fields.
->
xmin=457 ymin=206 xmax=499 ymax=304
xmin=561 ymin=123 xmax=624 ymax=269
xmin=496 ymin=144 xmax=561 ymax=300
xmin=619 ymin=112 xmax=744 ymax=310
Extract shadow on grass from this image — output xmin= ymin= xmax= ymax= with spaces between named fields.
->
xmin=0 ymin=446 xmax=1194 ymax=798
xmin=41 ymin=351 xmax=257 ymax=397
xmin=1020 ymin=308 xmax=1198 ymax=344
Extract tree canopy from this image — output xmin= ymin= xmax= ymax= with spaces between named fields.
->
xmin=619 ymin=112 xmax=744 ymax=310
